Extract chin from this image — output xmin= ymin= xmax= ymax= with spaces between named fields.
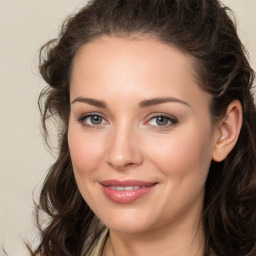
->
xmin=99 ymin=209 xmax=157 ymax=234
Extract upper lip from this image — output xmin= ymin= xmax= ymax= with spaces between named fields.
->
xmin=99 ymin=179 xmax=157 ymax=187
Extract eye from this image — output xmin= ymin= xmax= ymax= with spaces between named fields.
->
xmin=147 ymin=114 xmax=178 ymax=127
xmin=88 ymin=115 xmax=103 ymax=125
xmin=78 ymin=113 xmax=108 ymax=127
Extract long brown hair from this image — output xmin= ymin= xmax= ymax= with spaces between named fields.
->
xmin=29 ymin=0 xmax=256 ymax=255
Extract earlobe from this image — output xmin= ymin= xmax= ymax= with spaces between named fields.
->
xmin=212 ymin=100 xmax=243 ymax=162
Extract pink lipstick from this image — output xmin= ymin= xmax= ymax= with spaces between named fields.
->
xmin=100 ymin=179 xmax=157 ymax=204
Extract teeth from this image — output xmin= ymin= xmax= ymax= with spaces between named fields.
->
xmin=130 ymin=186 xmax=140 ymax=190
xmin=109 ymin=186 xmax=145 ymax=190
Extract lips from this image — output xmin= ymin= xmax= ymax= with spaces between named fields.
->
xmin=100 ymin=179 xmax=157 ymax=204
xmin=107 ymin=185 xmax=146 ymax=191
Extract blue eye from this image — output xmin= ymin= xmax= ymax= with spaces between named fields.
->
xmin=78 ymin=114 xmax=107 ymax=127
xmin=88 ymin=115 xmax=103 ymax=125
xmin=147 ymin=115 xmax=177 ymax=127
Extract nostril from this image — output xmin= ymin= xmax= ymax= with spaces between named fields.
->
xmin=106 ymin=153 xmax=143 ymax=170
xmin=106 ymin=130 xmax=143 ymax=169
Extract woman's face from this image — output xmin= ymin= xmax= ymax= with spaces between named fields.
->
xmin=68 ymin=36 xmax=218 ymax=233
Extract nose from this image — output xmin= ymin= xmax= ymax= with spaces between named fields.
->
xmin=106 ymin=124 xmax=143 ymax=170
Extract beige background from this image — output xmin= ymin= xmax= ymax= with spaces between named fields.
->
xmin=0 ymin=1 xmax=255 ymax=255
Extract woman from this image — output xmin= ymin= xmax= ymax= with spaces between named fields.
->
xmin=29 ymin=0 xmax=256 ymax=255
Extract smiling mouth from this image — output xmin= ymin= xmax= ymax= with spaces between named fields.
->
xmin=100 ymin=180 xmax=157 ymax=204
xmin=107 ymin=185 xmax=147 ymax=191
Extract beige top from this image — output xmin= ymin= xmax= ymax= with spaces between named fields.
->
xmin=85 ymin=228 xmax=109 ymax=256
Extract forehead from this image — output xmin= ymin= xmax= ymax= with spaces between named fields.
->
xmin=71 ymin=35 xmax=199 ymax=85
xmin=70 ymin=36 xmax=210 ymax=110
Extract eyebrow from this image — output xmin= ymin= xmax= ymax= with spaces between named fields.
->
xmin=71 ymin=97 xmax=107 ymax=108
xmin=71 ymin=96 xmax=190 ymax=108
xmin=139 ymin=97 xmax=190 ymax=108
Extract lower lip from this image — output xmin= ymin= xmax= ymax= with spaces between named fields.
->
xmin=101 ymin=185 xmax=156 ymax=204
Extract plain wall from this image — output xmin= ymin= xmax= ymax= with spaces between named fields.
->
xmin=0 ymin=1 xmax=255 ymax=255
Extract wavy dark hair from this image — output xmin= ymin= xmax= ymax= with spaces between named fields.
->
xmin=28 ymin=0 xmax=256 ymax=255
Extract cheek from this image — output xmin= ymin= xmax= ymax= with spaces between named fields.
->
xmin=68 ymin=125 xmax=108 ymax=204
xmin=68 ymin=125 xmax=106 ymax=179
xmin=145 ymin=123 xmax=214 ymax=180
xmin=68 ymin=126 xmax=107 ymax=208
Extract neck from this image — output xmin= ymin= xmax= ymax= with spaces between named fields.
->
xmin=104 ymin=218 xmax=204 ymax=256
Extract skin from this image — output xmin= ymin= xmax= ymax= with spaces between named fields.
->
xmin=68 ymin=36 xmax=242 ymax=256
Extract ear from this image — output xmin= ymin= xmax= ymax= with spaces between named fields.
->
xmin=212 ymin=100 xmax=243 ymax=162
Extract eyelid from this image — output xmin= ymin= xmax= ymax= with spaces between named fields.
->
xmin=77 ymin=112 xmax=109 ymax=128
xmin=144 ymin=113 xmax=178 ymax=128
xmin=77 ymin=112 xmax=178 ymax=129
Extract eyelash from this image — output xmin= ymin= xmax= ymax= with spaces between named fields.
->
xmin=77 ymin=113 xmax=108 ymax=128
xmin=77 ymin=113 xmax=178 ymax=129
xmin=145 ymin=114 xmax=178 ymax=129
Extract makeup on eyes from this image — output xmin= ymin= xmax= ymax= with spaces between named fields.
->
xmin=77 ymin=112 xmax=108 ymax=128
xmin=77 ymin=111 xmax=179 ymax=130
